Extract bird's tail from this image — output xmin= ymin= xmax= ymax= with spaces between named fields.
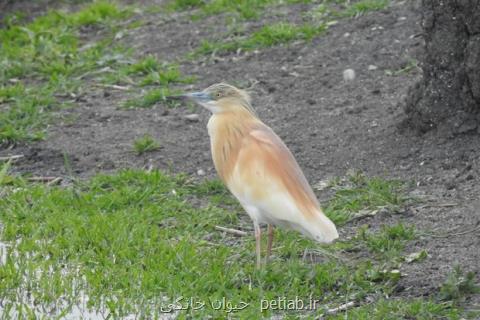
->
xmin=304 ymin=209 xmax=339 ymax=243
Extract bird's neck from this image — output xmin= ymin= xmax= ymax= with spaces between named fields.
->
xmin=207 ymin=110 xmax=259 ymax=182
xmin=207 ymin=109 xmax=258 ymax=135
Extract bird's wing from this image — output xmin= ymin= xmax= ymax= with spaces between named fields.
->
xmin=228 ymin=122 xmax=320 ymax=221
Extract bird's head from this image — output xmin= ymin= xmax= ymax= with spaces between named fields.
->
xmin=173 ymin=83 xmax=255 ymax=116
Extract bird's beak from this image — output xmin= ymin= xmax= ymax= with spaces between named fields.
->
xmin=166 ymin=91 xmax=212 ymax=104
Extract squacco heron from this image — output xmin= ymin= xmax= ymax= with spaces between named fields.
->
xmin=177 ymin=83 xmax=338 ymax=268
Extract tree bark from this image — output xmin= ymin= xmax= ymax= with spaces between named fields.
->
xmin=404 ymin=0 xmax=480 ymax=134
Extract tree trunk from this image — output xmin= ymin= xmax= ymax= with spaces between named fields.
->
xmin=404 ymin=0 xmax=480 ymax=134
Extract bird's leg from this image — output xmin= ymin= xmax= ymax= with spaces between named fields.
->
xmin=266 ymin=224 xmax=274 ymax=264
xmin=254 ymin=222 xmax=261 ymax=269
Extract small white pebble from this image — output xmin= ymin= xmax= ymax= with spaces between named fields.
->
xmin=184 ymin=114 xmax=199 ymax=122
xmin=398 ymin=16 xmax=407 ymax=21
xmin=314 ymin=180 xmax=330 ymax=191
xmin=289 ymin=71 xmax=300 ymax=77
xmin=368 ymin=65 xmax=378 ymax=71
xmin=343 ymin=32 xmax=351 ymax=37
xmin=343 ymin=69 xmax=356 ymax=81
xmin=114 ymin=31 xmax=124 ymax=40
xmin=12 ymin=188 xmax=25 ymax=194
xmin=197 ymin=169 xmax=205 ymax=176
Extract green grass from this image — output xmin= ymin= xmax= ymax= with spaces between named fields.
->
xmin=123 ymin=87 xmax=180 ymax=109
xmin=359 ymin=223 xmax=416 ymax=261
xmin=328 ymin=299 xmax=461 ymax=319
xmin=71 ymin=1 xmax=127 ymax=25
xmin=168 ymin=0 xmax=205 ymax=11
xmin=191 ymin=22 xmax=326 ymax=57
xmin=186 ymin=0 xmax=391 ymax=59
xmin=308 ymin=0 xmax=390 ymax=20
xmin=101 ymin=55 xmax=194 ymax=87
xmin=439 ymin=266 xmax=480 ymax=303
xmin=341 ymin=0 xmax=389 ymax=17
xmin=385 ymin=59 xmax=420 ymax=76
xmin=199 ymin=0 xmax=278 ymax=20
xmin=133 ymin=135 xmax=161 ymax=155
xmin=0 ymin=2 xmax=130 ymax=83
xmin=0 ymin=3 xmax=193 ymax=143
xmin=0 ymin=85 xmax=55 ymax=142
xmin=0 ymin=160 xmax=11 ymax=186
xmin=0 ymin=169 xmax=466 ymax=318
xmin=168 ymin=0 xmax=274 ymax=20
xmin=0 ymin=83 xmax=25 ymax=104
xmin=324 ymin=172 xmax=407 ymax=226
xmin=167 ymin=0 xmax=388 ymax=22
xmin=0 ymin=2 xmax=132 ymax=144
xmin=168 ymin=0 xmax=315 ymax=20
xmin=185 ymin=177 xmax=239 ymax=207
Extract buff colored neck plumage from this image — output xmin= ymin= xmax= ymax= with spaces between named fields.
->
xmin=207 ymin=99 xmax=260 ymax=183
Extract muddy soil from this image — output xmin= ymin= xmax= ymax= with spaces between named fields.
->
xmin=1 ymin=0 xmax=479 ymax=305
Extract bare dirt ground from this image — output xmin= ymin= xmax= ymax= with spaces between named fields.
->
xmin=2 ymin=0 xmax=479 ymax=307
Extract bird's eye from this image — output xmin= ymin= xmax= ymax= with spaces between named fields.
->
xmin=216 ymin=92 xmax=221 ymax=98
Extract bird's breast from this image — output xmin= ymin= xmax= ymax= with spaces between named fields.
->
xmin=207 ymin=115 xmax=247 ymax=183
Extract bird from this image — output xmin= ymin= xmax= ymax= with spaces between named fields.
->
xmin=174 ymin=83 xmax=338 ymax=268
